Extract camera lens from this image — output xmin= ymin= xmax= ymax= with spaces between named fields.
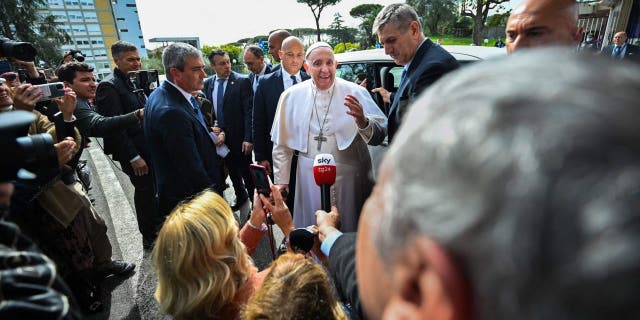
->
xmin=72 ymin=51 xmax=85 ymax=62
xmin=0 ymin=37 xmax=37 ymax=62
xmin=16 ymin=133 xmax=58 ymax=173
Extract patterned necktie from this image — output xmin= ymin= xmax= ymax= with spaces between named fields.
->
xmin=613 ymin=46 xmax=622 ymax=58
xmin=190 ymin=96 xmax=207 ymax=127
xmin=290 ymin=75 xmax=298 ymax=85
xmin=216 ymin=78 xmax=225 ymax=127
xmin=399 ymin=68 xmax=407 ymax=88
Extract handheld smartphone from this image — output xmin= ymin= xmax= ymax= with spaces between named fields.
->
xmin=250 ymin=164 xmax=271 ymax=196
xmin=35 ymin=82 xmax=65 ymax=101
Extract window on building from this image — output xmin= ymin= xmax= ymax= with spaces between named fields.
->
xmin=68 ymin=11 xmax=82 ymax=21
xmin=87 ymin=24 xmax=101 ymax=35
xmin=84 ymin=12 xmax=98 ymax=22
xmin=90 ymin=37 xmax=104 ymax=45
xmin=81 ymin=0 xmax=94 ymax=6
xmin=93 ymin=50 xmax=107 ymax=57
xmin=71 ymin=24 xmax=86 ymax=33
xmin=48 ymin=0 xmax=63 ymax=7
xmin=117 ymin=18 xmax=125 ymax=21
xmin=103 ymin=63 xmax=110 ymax=68
xmin=65 ymin=0 xmax=80 ymax=6
xmin=120 ymin=29 xmax=129 ymax=32
xmin=126 ymin=3 xmax=136 ymax=7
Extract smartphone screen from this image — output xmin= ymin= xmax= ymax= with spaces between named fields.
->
xmin=250 ymin=164 xmax=271 ymax=196
xmin=36 ymin=82 xmax=65 ymax=101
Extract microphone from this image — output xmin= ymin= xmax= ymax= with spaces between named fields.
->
xmin=313 ymin=154 xmax=336 ymax=212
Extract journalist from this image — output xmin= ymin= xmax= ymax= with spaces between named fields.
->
xmin=94 ymin=41 xmax=160 ymax=248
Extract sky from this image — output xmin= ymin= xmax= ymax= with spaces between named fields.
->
xmin=136 ymin=0 xmax=523 ymax=49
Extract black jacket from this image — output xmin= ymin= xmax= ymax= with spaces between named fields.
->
xmin=94 ymin=68 xmax=149 ymax=161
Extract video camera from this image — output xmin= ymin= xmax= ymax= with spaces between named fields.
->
xmin=0 ymin=111 xmax=58 ymax=182
xmin=68 ymin=49 xmax=85 ymax=62
xmin=0 ymin=37 xmax=37 ymax=62
xmin=127 ymin=69 xmax=159 ymax=93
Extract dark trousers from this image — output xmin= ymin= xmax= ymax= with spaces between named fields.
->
xmin=227 ymin=150 xmax=254 ymax=203
xmin=119 ymin=159 xmax=163 ymax=242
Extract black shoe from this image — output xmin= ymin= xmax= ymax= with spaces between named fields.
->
xmin=95 ymin=260 xmax=136 ymax=279
xmin=231 ymin=197 xmax=248 ymax=211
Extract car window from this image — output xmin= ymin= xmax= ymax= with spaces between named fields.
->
xmin=388 ymin=67 xmax=403 ymax=88
xmin=336 ymin=63 xmax=367 ymax=82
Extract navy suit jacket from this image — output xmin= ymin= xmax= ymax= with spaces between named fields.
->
xmin=601 ymin=44 xmax=640 ymax=63
xmin=252 ymin=69 xmax=309 ymax=162
xmin=203 ymin=71 xmax=253 ymax=153
xmin=388 ymin=38 xmax=460 ymax=141
xmin=144 ymin=81 xmax=223 ymax=210
xmin=248 ymin=64 xmax=273 ymax=90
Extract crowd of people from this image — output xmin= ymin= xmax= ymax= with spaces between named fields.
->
xmin=1 ymin=0 xmax=640 ymax=319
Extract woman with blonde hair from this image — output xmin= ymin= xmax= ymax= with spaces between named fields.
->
xmin=153 ymin=187 xmax=294 ymax=320
xmin=243 ymin=253 xmax=349 ymax=320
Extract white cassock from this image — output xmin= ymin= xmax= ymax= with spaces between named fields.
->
xmin=271 ymin=77 xmax=387 ymax=232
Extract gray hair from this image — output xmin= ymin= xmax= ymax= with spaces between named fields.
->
xmin=372 ymin=3 xmax=421 ymax=35
xmin=373 ymin=49 xmax=640 ymax=320
xmin=162 ymin=42 xmax=202 ymax=81
xmin=111 ymin=40 xmax=138 ymax=59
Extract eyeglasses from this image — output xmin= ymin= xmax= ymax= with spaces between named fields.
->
xmin=0 ymin=72 xmax=18 ymax=82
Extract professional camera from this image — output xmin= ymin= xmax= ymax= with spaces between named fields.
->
xmin=127 ymin=69 xmax=159 ymax=93
xmin=68 ymin=49 xmax=85 ymax=62
xmin=0 ymin=111 xmax=58 ymax=182
xmin=0 ymin=37 xmax=37 ymax=62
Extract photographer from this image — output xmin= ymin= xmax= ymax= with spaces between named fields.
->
xmin=93 ymin=41 xmax=160 ymax=248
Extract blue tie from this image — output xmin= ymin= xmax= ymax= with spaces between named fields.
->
xmin=399 ymin=68 xmax=407 ymax=88
xmin=613 ymin=46 xmax=622 ymax=58
xmin=190 ymin=96 xmax=207 ymax=127
xmin=291 ymin=75 xmax=298 ymax=85
xmin=216 ymin=78 xmax=225 ymax=127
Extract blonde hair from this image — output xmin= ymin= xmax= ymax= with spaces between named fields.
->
xmin=153 ymin=191 xmax=256 ymax=319
xmin=242 ymin=253 xmax=348 ymax=320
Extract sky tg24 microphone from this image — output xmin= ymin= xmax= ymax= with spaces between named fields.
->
xmin=313 ymin=154 xmax=336 ymax=212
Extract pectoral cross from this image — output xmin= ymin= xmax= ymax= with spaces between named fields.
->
xmin=314 ymin=132 xmax=327 ymax=151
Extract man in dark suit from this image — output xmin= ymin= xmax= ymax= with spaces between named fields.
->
xmin=267 ymin=29 xmax=291 ymax=73
xmin=145 ymin=43 xmax=224 ymax=216
xmin=253 ymin=36 xmax=308 ymax=212
xmin=203 ymin=49 xmax=254 ymax=210
xmin=601 ymin=31 xmax=640 ymax=63
xmin=243 ymin=45 xmax=273 ymax=92
xmin=94 ymin=41 xmax=161 ymax=247
xmin=371 ymin=3 xmax=459 ymax=142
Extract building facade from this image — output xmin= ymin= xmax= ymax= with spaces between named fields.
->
xmin=112 ymin=0 xmax=147 ymax=58
xmin=578 ymin=0 xmax=639 ymax=49
xmin=40 ymin=0 xmax=146 ymax=78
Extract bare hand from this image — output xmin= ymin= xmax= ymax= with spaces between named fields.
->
xmin=54 ymin=137 xmax=76 ymax=166
xmin=344 ymin=94 xmax=367 ymax=128
xmin=130 ymin=157 xmax=149 ymax=176
xmin=250 ymin=190 xmax=267 ymax=228
xmin=242 ymin=141 xmax=253 ymax=155
xmin=258 ymin=160 xmax=272 ymax=175
xmin=0 ymin=182 xmax=15 ymax=207
xmin=12 ymin=84 xmax=42 ymax=111
xmin=371 ymin=87 xmax=391 ymax=104
xmin=215 ymin=132 xmax=225 ymax=147
xmin=211 ymin=126 xmax=221 ymax=135
xmin=138 ymin=108 xmax=144 ymax=118
xmin=261 ymin=185 xmax=294 ymax=237
xmin=53 ymin=88 xmax=77 ymax=120
xmin=9 ymin=59 xmax=39 ymax=78
xmin=315 ymin=206 xmax=340 ymax=242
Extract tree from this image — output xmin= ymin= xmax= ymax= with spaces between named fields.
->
xmin=486 ymin=11 xmax=511 ymax=27
xmin=0 ymin=0 xmax=71 ymax=67
xmin=297 ymin=0 xmax=342 ymax=41
xmin=328 ymin=13 xmax=356 ymax=47
xmin=407 ymin=0 xmax=457 ymax=36
xmin=459 ymin=0 xmax=511 ymax=45
xmin=350 ymin=4 xmax=383 ymax=49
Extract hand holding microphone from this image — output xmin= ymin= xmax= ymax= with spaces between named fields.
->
xmin=313 ymin=154 xmax=336 ymax=212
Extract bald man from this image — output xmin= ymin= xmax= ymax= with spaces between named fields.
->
xmin=505 ymin=0 xmax=582 ymax=53
xmin=267 ymin=29 xmax=291 ymax=72
xmin=601 ymin=32 xmax=640 ymax=63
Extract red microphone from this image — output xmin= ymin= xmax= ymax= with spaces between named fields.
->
xmin=313 ymin=154 xmax=336 ymax=212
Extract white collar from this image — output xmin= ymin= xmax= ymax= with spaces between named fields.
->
xmin=166 ymin=80 xmax=194 ymax=105
xmin=282 ymin=68 xmax=300 ymax=79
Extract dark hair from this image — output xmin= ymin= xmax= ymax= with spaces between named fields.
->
xmin=244 ymin=45 xmax=263 ymax=58
xmin=111 ymin=40 xmax=138 ymax=59
xmin=207 ymin=49 xmax=228 ymax=64
xmin=56 ymin=62 xmax=94 ymax=83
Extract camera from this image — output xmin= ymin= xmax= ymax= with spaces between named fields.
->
xmin=35 ymin=82 xmax=66 ymax=101
xmin=127 ymin=69 xmax=159 ymax=93
xmin=68 ymin=49 xmax=85 ymax=62
xmin=0 ymin=111 xmax=58 ymax=182
xmin=0 ymin=37 xmax=37 ymax=62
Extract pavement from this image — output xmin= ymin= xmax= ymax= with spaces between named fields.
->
xmin=82 ymin=140 xmax=284 ymax=320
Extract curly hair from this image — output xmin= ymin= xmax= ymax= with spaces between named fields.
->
xmin=242 ymin=253 xmax=348 ymax=320
xmin=153 ymin=191 xmax=256 ymax=319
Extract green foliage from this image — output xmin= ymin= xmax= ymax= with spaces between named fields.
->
xmin=328 ymin=13 xmax=357 ymax=46
xmin=451 ymin=16 xmax=474 ymax=37
xmin=407 ymin=0 xmax=457 ymax=35
xmin=349 ymin=4 xmax=383 ymax=49
xmin=142 ymin=56 xmax=164 ymax=75
xmin=297 ymin=0 xmax=342 ymax=41
xmin=200 ymin=44 xmax=245 ymax=74
xmin=334 ymin=42 xmax=360 ymax=54
xmin=0 ymin=0 xmax=71 ymax=67
xmin=486 ymin=11 xmax=511 ymax=27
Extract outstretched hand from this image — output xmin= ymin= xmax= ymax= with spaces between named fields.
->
xmin=260 ymin=185 xmax=295 ymax=237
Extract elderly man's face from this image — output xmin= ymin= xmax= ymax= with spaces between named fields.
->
xmin=304 ymin=47 xmax=337 ymax=91
xmin=0 ymin=82 xmax=13 ymax=107
xmin=505 ymin=0 xmax=581 ymax=53
xmin=613 ymin=32 xmax=627 ymax=46
xmin=173 ymin=56 xmax=206 ymax=93
xmin=243 ymin=50 xmax=263 ymax=75
xmin=115 ymin=50 xmax=141 ymax=74
xmin=377 ymin=21 xmax=422 ymax=66
xmin=356 ymin=166 xmax=393 ymax=320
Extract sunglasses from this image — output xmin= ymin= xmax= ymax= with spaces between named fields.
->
xmin=0 ymin=72 xmax=18 ymax=82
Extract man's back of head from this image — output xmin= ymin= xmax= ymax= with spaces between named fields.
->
xmin=506 ymin=0 xmax=582 ymax=53
xmin=359 ymin=50 xmax=640 ymax=320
